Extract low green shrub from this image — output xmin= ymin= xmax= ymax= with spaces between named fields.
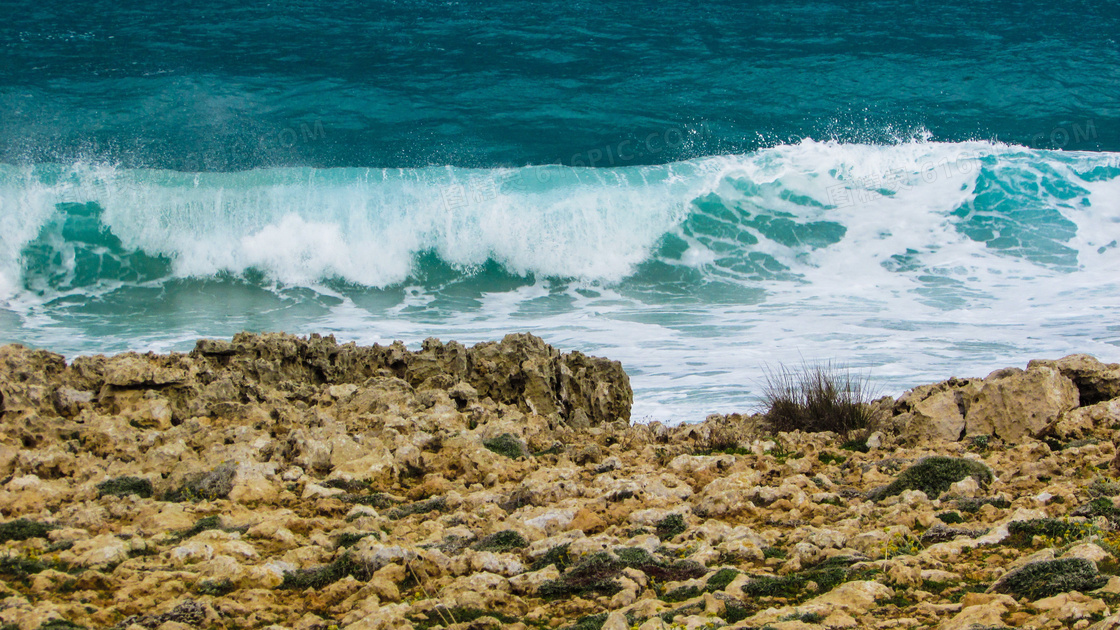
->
xmin=937 ymin=511 xmax=964 ymax=524
xmin=992 ymin=558 xmax=1107 ymax=600
xmin=96 ymin=476 xmax=153 ymax=499
xmin=662 ymin=584 xmax=702 ymax=602
xmin=1006 ymin=518 xmax=1094 ymax=547
xmin=0 ymin=519 xmax=53 ymax=543
xmin=531 ymin=543 xmax=572 ymax=571
xmin=482 ymin=433 xmax=527 ymax=459
xmin=386 ymin=496 xmax=448 ymax=520
xmin=280 ymin=553 xmax=375 ymax=590
xmin=196 ymin=578 xmax=236 ymax=596
xmin=706 ymin=567 xmax=741 ymax=592
xmin=408 ymin=607 xmax=520 ymax=630
xmin=740 ymin=574 xmax=806 ymax=598
xmin=471 ymin=530 xmax=528 ymax=553
xmin=655 ymin=514 xmax=687 ymax=541
xmin=869 ymin=457 xmax=992 ymax=501
xmin=539 ymin=547 xmax=706 ymax=599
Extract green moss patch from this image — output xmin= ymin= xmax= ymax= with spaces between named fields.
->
xmin=991 ymin=558 xmax=1107 ymax=600
xmin=869 ymin=457 xmax=992 ymax=501
xmin=0 ymin=519 xmax=53 ymax=543
xmin=706 ymin=567 xmax=741 ymax=592
xmin=482 ymin=433 xmax=527 ymax=459
xmin=655 ymin=514 xmax=687 ymax=541
xmin=280 ymin=553 xmax=375 ymax=590
xmin=937 ymin=511 xmax=964 ymax=524
xmin=196 ymin=578 xmax=236 ymax=596
xmin=407 ymin=607 xmax=520 ymax=630
xmin=662 ymin=584 xmax=702 ymax=602
xmin=96 ymin=476 xmax=153 ymax=499
xmin=471 ymin=530 xmax=528 ymax=553
xmin=0 ymin=555 xmax=76 ymax=583
xmin=739 ymin=573 xmax=806 ymax=598
xmin=386 ymin=496 xmax=448 ymax=520
xmin=335 ymin=532 xmax=377 ymax=548
xmin=539 ymin=547 xmax=706 ymax=599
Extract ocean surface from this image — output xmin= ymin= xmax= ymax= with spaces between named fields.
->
xmin=2 ymin=1 xmax=1119 ymax=422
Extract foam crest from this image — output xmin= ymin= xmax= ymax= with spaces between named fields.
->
xmin=0 ymin=141 xmax=1117 ymax=304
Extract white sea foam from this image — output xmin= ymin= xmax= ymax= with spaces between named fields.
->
xmin=1 ymin=139 xmax=1118 ymax=423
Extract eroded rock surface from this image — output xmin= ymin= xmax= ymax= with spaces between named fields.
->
xmin=0 ymin=340 xmax=1118 ymax=630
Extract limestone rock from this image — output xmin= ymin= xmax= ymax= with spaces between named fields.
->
xmin=965 ymin=365 xmax=1079 ymax=440
xmin=1029 ymin=354 xmax=1120 ymax=405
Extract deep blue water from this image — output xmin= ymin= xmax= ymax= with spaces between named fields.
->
xmin=1 ymin=1 xmax=1119 ymax=422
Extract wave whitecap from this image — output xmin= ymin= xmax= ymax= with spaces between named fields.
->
xmin=1 ymin=140 xmax=1118 ymax=307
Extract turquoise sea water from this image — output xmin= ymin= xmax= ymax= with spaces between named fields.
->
xmin=2 ymin=2 xmax=1119 ymax=422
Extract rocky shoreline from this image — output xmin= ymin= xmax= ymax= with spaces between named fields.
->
xmin=1 ymin=333 xmax=1119 ymax=630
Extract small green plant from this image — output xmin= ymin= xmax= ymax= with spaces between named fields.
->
xmin=840 ymin=438 xmax=870 ymax=453
xmin=781 ymin=612 xmax=824 ymax=624
xmin=723 ymin=601 xmax=752 ymax=623
xmin=196 ymin=578 xmax=236 ymax=596
xmin=280 ymin=553 xmax=376 ymax=590
xmin=937 ymin=511 xmax=964 ymax=524
xmin=706 ymin=567 xmax=740 ymax=592
xmin=762 ymin=546 xmax=787 ymax=560
xmin=471 ymin=530 xmax=528 ymax=553
xmin=880 ymin=531 xmax=924 ymax=558
xmin=869 ymin=456 xmax=993 ymax=501
xmin=407 ymin=607 xmax=520 ymax=630
xmin=968 ymin=434 xmax=992 ymax=452
xmin=562 ymin=613 xmax=608 ymax=630
xmin=1006 ymin=518 xmax=1094 ymax=548
xmin=538 ymin=548 xmax=705 ymax=599
xmin=1088 ymin=477 xmax=1120 ymax=498
xmin=0 ymin=519 xmax=53 ymax=543
xmin=1082 ymin=498 xmax=1120 ymax=525
xmin=482 ymin=433 xmax=527 ymax=459
xmin=96 ymin=476 xmax=153 ymax=499
xmin=176 ymin=515 xmax=223 ymax=540
xmin=386 ymin=496 xmax=448 ymax=520
xmin=531 ymin=543 xmax=573 ymax=571
xmin=817 ymin=451 xmax=847 ymax=465
xmin=37 ymin=621 xmax=86 ymax=630
xmin=322 ymin=479 xmax=370 ymax=492
xmin=335 ymin=532 xmax=376 ymax=548
xmin=662 ymin=584 xmax=702 ymax=602
xmin=992 ymin=558 xmax=1108 ymax=600
xmin=341 ymin=492 xmax=397 ymax=509
xmin=761 ymin=362 xmax=873 ymax=440
xmin=655 ymin=514 xmax=688 ymax=541
xmin=739 ymin=573 xmax=806 ymax=598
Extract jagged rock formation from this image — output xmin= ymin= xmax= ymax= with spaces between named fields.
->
xmin=0 ymin=339 xmax=1119 ymax=630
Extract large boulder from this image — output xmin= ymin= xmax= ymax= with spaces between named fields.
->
xmin=1029 ymin=354 xmax=1120 ymax=406
xmin=965 ymin=365 xmax=1079 ymax=441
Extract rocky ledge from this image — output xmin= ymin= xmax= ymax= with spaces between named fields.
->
xmin=0 ymin=334 xmax=1119 ymax=630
